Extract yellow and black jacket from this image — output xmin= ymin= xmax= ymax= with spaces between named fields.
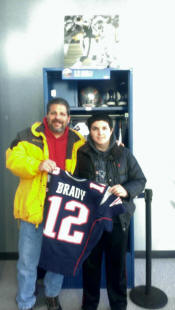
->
xmin=6 ymin=122 xmax=85 ymax=226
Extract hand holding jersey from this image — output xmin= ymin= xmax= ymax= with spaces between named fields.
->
xmin=109 ymin=184 xmax=128 ymax=198
xmin=39 ymin=159 xmax=57 ymax=173
xmin=39 ymin=167 xmax=125 ymax=276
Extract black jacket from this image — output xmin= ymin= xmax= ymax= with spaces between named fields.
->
xmin=74 ymin=134 xmax=146 ymax=231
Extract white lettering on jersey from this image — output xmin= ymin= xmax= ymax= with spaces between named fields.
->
xmin=43 ymin=196 xmax=89 ymax=244
xmin=56 ymin=182 xmax=86 ymax=201
xmin=56 ymin=182 xmax=64 ymax=193
xmin=89 ymin=182 xmax=105 ymax=193
xmin=43 ymin=196 xmax=62 ymax=239
xmin=58 ymin=200 xmax=89 ymax=244
xmin=43 ymin=178 xmax=122 ymax=247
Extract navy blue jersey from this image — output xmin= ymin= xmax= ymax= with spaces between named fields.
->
xmin=39 ymin=167 xmax=125 ymax=276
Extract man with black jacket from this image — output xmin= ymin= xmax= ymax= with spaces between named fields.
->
xmin=74 ymin=114 xmax=146 ymax=310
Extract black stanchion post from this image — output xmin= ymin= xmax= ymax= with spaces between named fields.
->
xmin=145 ymin=188 xmax=152 ymax=295
xmin=129 ymin=189 xmax=168 ymax=309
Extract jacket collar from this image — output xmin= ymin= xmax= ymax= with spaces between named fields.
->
xmin=31 ymin=122 xmax=44 ymax=135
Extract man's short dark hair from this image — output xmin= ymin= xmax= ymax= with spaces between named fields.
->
xmin=87 ymin=114 xmax=113 ymax=130
xmin=47 ymin=97 xmax=70 ymax=115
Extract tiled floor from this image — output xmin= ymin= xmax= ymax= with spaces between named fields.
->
xmin=0 ymin=259 xmax=175 ymax=310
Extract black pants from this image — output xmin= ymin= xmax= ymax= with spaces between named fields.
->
xmin=82 ymin=222 xmax=129 ymax=310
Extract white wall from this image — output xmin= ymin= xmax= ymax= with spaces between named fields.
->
xmin=4 ymin=0 xmax=175 ymax=251
xmin=123 ymin=0 xmax=175 ymax=250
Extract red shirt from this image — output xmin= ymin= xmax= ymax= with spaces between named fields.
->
xmin=43 ymin=117 xmax=69 ymax=170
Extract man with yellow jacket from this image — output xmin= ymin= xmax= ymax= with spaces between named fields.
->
xmin=6 ymin=97 xmax=85 ymax=310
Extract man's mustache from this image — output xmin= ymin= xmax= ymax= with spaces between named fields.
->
xmin=52 ymin=119 xmax=63 ymax=125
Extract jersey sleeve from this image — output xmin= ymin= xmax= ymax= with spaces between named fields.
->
xmin=99 ymin=186 xmax=125 ymax=217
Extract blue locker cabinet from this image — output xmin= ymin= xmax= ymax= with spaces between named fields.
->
xmin=43 ymin=67 xmax=134 ymax=288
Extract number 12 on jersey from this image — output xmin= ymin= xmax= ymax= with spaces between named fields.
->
xmin=43 ymin=196 xmax=90 ymax=245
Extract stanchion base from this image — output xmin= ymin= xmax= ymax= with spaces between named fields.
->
xmin=130 ymin=285 xmax=168 ymax=309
